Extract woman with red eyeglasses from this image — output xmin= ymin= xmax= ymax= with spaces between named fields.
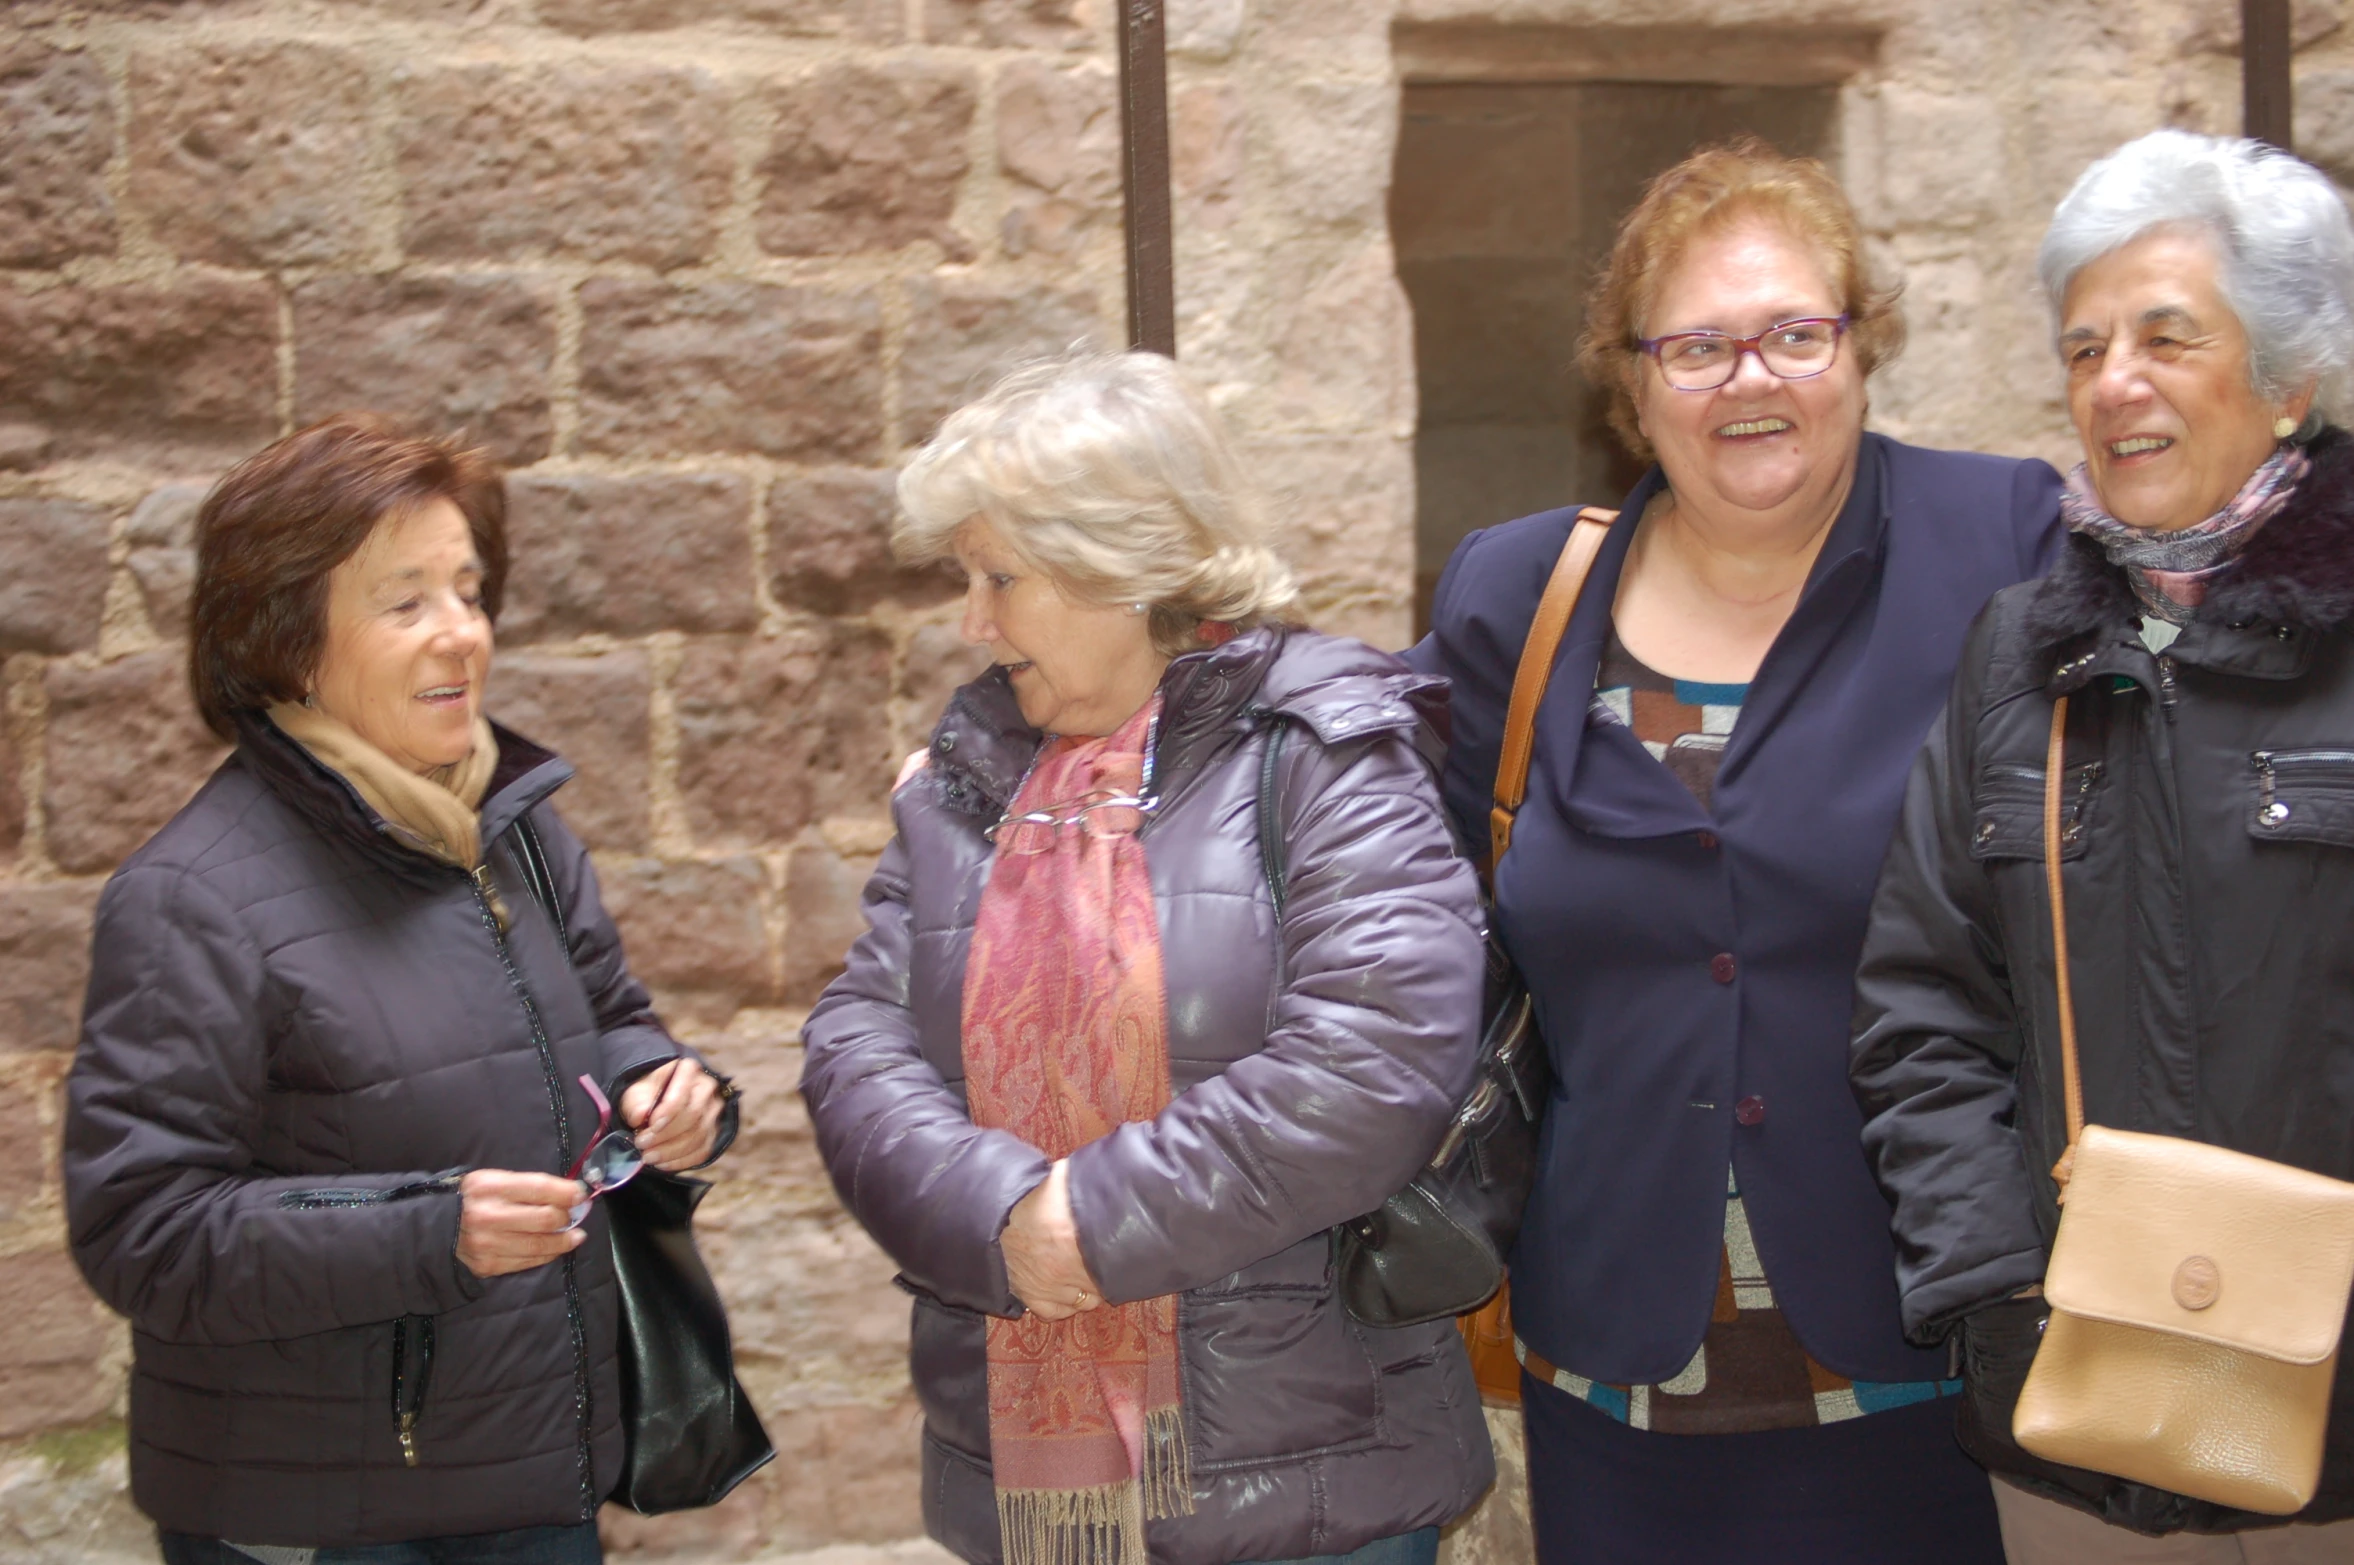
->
xmin=1404 ymin=139 xmax=2061 ymax=1562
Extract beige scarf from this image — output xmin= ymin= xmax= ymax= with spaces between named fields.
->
xmin=269 ymin=702 xmax=505 ymax=919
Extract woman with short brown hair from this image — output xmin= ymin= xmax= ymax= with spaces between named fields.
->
xmin=1407 ymin=138 xmax=2058 ymax=1561
xmin=65 ymin=414 xmax=732 ymax=1565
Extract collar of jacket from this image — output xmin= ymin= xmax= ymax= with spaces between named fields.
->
xmin=2023 ymin=426 xmax=2354 ymax=696
xmin=921 ymin=624 xmax=1450 ymax=818
xmin=235 ymin=708 xmax=576 ymax=882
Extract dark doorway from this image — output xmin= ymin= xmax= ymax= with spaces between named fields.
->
xmin=1394 ymin=82 xmax=1839 ymax=629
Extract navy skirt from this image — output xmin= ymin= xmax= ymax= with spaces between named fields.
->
xmin=1522 ymin=1371 xmax=2005 ymax=1565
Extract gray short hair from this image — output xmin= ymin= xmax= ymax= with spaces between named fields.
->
xmin=894 ymin=350 xmax=1300 ymax=654
xmin=2038 ymin=129 xmax=2354 ymax=430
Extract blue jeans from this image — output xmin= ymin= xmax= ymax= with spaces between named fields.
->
xmin=1248 ymin=1526 xmax=1442 ymax=1565
xmin=158 ymin=1524 xmax=602 ymax=1565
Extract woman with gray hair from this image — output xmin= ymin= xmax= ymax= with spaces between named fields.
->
xmin=1853 ymin=129 xmax=2354 ymax=1560
xmin=800 ymin=351 xmax=1494 ymax=1565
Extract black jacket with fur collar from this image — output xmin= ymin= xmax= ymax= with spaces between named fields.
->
xmin=1852 ymin=427 xmax=2354 ymax=1533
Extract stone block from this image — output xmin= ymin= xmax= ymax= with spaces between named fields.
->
xmin=0 ymin=279 xmax=277 ymax=464
xmin=1870 ymin=90 xmax=2005 ymax=230
xmin=0 ymin=424 xmax=52 ymax=472
xmin=898 ymin=274 xmax=1101 ymax=445
xmin=42 ymin=650 xmax=229 ymax=877
xmin=0 ymin=720 xmax=21 ymax=865
xmin=0 ymin=499 xmax=112 ymax=657
xmin=0 ymin=42 xmax=116 ymax=268
xmin=127 ymin=42 xmax=372 ymax=269
xmin=1258 ymin=78 xmax=1393 ymax=231
xmin=292 ymin=275 xmax=556 ymax=468
xmin=675 ymin=628 xmax=894 ymax=850
xmin=0 ymin=1052 xmax=68 ymax=1224
xmin=124 ymin=481 xmax=209 ymax=643
xmin=579 ymin=280 xmax=884 ymax=462
xmin=2302 ymin=70 xmax=2354 ymax=187
xmin=892 ymin=618 xmax=989 ymax=756
xmin=539 ymin=0 xmax=898 ymax=34
xmin=2181 ymin=0 xmax=2343 ymax=52
xmin=780 ymin=836 xmax=875 ymax=1002
xmin=745 ymin=1400 xmax=927 ymax=1548
xmin=396 ymin=63 xmax=730 ymax=270
xmin=501 ymin=472 xmax=757 ymax=643
xmin=488 ymin=651 xmax=652 ymax=854
xmin=0 ymin=881 xmax=98 ymax=1056
xmin=594 ymin=854 xmax=775 ymax=1026
xmin=1270 ymin=243 xmax=1414 ymax=437
xmin=0 ymin=1249 xmax=113 ymax=1439
xmin=1172 ymin=81 xmax=1245 ymax=232
xmin=923 ymin=0 xmax=1093 ymax=50
xmin=1244 ymin=434 xmax=1413 ymax=652
xmin=996 ymin=58 xmax=1118 ymax=258
xmin=768 ymin=466 xmax=950 ymax=614
xmin=757 ymin=62 xmax=976 ymax=259
xmin=1168 ymin=0 xmax=1244 ymax=58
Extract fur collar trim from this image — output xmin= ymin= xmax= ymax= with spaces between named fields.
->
xmin=2020 ymin=426 xmax=2354 ymax=656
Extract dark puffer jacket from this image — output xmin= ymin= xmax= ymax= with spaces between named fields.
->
xmin=801 ymin=628 xmax=1495 ymax=1565
xmin=65 ymin=715 xmax=707 ymax=1548
xmin=1852 ymin=428 xmax=2354 ymax=1533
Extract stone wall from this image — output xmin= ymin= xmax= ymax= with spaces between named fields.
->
xmin=0 ymin=0 xmax=1407 ymax=1557
xmin=7 ymin=0 xmax=2354 ymax=1559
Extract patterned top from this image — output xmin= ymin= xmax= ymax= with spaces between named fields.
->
xmin=1512 ymin=631 xmax=1961 ymax=1434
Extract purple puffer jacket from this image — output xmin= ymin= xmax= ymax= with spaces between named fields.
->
xmin=801 ymin=627 xmax=1495 ymax=1565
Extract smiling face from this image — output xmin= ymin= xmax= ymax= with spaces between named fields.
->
xmin=2060 ymin=229 xmax=2311 ymax=530
xmin=953 ymin=518 xmax=1168 ymax=737
xmin=311 ymin=498 xmax=492 ymax=775
xmin=1634 ymin=219 xmax=1868 ymax=525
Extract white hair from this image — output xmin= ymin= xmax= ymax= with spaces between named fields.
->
xmin=2039 ymin=129 xmax=2354 ymax=430
xmin=894 ymin=350 xmax=1300 ymax=654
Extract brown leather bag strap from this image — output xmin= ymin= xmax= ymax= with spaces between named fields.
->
xmin=2042 ymin=695 xmax=2086 ymax=1194
xmin=1488 ymin=506 xmax=1616 ymax=873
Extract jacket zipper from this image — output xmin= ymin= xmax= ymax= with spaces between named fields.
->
xmin=391 ymin=1313 xmax=435 ymax=1466
xmin=2250 ymin=748 xmax=2354 ymax=827
xmin=469 ymin=870 xmax=601 ymax=1522
xmin=1985 ymin=761 xmax=2105 ymax=842
xmin=2157 ymin=654 xmax=2179 ymax=722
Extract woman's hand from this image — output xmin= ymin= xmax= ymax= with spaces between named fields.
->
xmin=619 ymin=1059 xmax=725 ymax=1171
xmin=456 ymin=1169 xmax=585 ymax=1278
xmin=1003 ymin=1160 xmax=1105 ymax=1321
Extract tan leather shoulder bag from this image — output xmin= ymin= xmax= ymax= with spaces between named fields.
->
xmin=2011 ymin=696 xmax=2354 ymax=1514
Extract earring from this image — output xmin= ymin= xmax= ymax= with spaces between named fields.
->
xmin=1126 ymin=603 xmax=1148 ymax=616
xmin=2276 ymin=415 xmax=2300 ymax=440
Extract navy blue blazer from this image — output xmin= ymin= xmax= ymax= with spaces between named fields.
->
xmin=1407 ymin=433 xmax=2061 ymax=1385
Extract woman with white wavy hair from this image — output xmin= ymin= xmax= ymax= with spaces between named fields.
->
xmin=801 ymin=350 xmax=1495 ymax=1565
xmin=1853 ymin=131 xmax=2354 ymax=1561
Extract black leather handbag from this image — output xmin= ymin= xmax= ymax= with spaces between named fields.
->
xmin=1254 ymin=718 xmax=1546 ymax=1329
xmin=512 ymin=817 xmax=776 ymax=1513
xmin=1258 ymin=508 xmax=1613 ymax=1332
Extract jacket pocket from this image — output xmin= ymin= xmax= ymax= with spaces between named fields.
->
xmin=1182 ymin=1236 xmax=1384 ymax=1470
xmin=2249 ymin=748 xmax=2354 ymax=847
xmin=1969 ymin=762 xmax=2105 ymax=863
xmin=907 ymin=1289 xmax=992 ymax=1463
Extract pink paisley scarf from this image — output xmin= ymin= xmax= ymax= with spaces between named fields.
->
xmin=961 ymin=695 xmax=1190 ymax=1565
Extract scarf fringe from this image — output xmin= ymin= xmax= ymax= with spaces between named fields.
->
xmin=997 ymin=1480 xmax=1148 ymax=1565
xmin=1140 ymin=1405 xmax=1195 ymax=1521
xmin=996 ymin=1410 xmax=1195 ymax=1565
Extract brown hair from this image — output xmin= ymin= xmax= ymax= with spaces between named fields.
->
xmin=189 ymin=414 xmax=508 ymax=739
xmin=1575 ymin=136 xmax=1906 ymax=462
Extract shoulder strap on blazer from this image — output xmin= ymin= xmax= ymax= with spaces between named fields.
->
xmin=1488 ymin=506 xmax=1617 ymax=873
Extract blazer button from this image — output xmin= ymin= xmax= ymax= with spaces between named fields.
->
xmin=1710 ymin=953 xmax=1737 ymax=984
xmin=1735 ymin=1095 xmax=1766 ymax=1126
xmin=1695 ymin=830 xmax=1719 ymax=850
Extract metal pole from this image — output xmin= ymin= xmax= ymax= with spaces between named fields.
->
xmin=2244 ymin=0 xmax=2293 ymax=150
xmin=1118 ymin=0 xmax=1177 ymax=356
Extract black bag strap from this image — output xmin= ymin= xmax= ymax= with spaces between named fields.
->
xmin=1256 ymin=715 xmax=1291 ymax=923
xmin=509 ymin=814 xmax=569 ymax=954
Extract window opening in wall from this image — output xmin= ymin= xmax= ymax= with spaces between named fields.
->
xmin=1394 ymin=81 xmax=1840 ymax=631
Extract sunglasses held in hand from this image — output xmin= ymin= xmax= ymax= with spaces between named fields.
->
xmin=564 ymin=1075 xmax=644 ymax=1230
